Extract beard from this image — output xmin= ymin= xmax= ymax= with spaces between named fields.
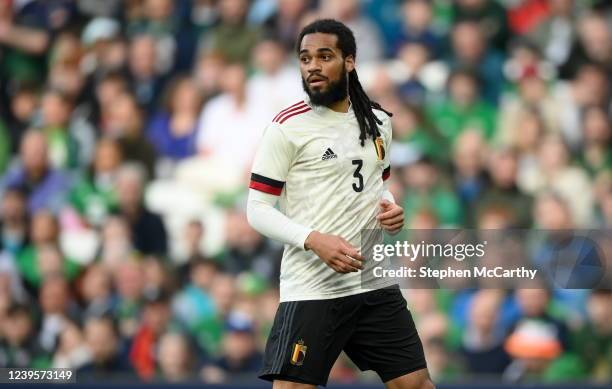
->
xmin=302 ymin=69 xmax=348 ymax=107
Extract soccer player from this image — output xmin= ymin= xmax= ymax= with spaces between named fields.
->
xmin=246 ymin=19 xmax=434 ymax=389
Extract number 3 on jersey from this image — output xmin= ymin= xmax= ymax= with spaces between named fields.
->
xmin=352 ymin=159 xmax=363 ymax=192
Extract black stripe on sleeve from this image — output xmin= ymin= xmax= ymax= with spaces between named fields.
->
xmin=251 ymin=173 xmax=285 ymax=188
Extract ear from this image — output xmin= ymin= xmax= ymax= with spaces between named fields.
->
xmin=344 ymin=55 xmax=355 ymax=73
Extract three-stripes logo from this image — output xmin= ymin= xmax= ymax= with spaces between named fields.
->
xmin=322 ymin=148 xmax=337 ymax=161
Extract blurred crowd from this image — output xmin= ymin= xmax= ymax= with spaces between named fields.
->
xmin=0 ymin=0 xmax=611 ymax=385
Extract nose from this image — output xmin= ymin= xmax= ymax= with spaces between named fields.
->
xmin=306 ymin=58 xmax=322 ymax=74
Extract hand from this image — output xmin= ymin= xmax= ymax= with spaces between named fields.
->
xmin=304 ymin=231 xmax=364 ymax=273
xmin=0 ymin=20 xmax=11 ymax=40
xmin=377 ymin=199 xmax=404 ymax=234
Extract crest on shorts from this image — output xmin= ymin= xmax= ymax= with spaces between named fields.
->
xmin=290 ymin=339 xmax=307 ymax=366
xmin=374 ymin=136 xmax=385 ymax=161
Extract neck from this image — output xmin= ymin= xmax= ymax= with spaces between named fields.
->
xmin=327 ymin=97 xmax=350 ymax=113
xmin=233 ymin=91 xmax=246 ymax=107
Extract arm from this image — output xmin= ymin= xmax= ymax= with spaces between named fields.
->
xmin=246 ymin=189 xmax=312 ymax=249
xmin=246 ymin=189 xmax=364 ymax=272
xmin=0 ymin=21 xmax=49 ymax=54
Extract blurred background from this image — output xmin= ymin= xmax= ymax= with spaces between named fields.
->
xmin=0 ymin=0 xmax=611 ymax=386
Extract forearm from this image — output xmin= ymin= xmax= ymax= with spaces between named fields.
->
xmin=246 ymin=189 xmax=313 ymax=249
xmin=0 ymin=24 xmax=49 ymax=54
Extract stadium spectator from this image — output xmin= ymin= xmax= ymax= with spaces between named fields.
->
xmin=0 ymin=303 xmax=44 ymax=368
xmin=0 ymin=130 xmax=72 ymax=213
xmin=203 ymin=311 xmax=263 ymax=380
xmin=452 ymin=130 xmax=489 ymax=214
xmin=172 ymin=257 xmax=218 ymax=331
xmin=3 ymin=83 xmax=39 ymax=155
xmin=448 ymin=21 xmax=505 ymax=104
xmin=428 ymin=69 xmax=497 ymax=144
xmin=105 ymin=93 xmax=157 ymax=178
xmin=0 ymin=188 xmax=29 ymax=256
xmin=129 ymin=290 xmax=176 ymax=380
xmin=572 ymin=290 xmax=612 ymax=380
xmin=579 ymin=105 xmax=612 ymax=177
xmin=68 ymin=137 xmax=122 ymax=227
xmin=16 ymin=209 xmax=80 ymax=290
xmin=393 ymin=0 xmax=441 ymax=57
xmin=401 ymin=156 xmax=463 ymax=227
xmin=511 ymin=288 xmax=570 ymax=351
xmin=127 ymin=34 xmax=168 ymax=113
xmin=78 ymin=315 xmax=134 ymax=381
xmin=460 ymin=290 xmax=511 ymax=375
xmin=112 ymin=260 xmax=145 ymax=340
xmin=453 ymin=0 xmax=510 ymax=51
xmin=146 ymin=75 xmax=202 ymax=164
xmin=37 ymin=276 xmax=80 ymax=354
xmin=263 ymin=0 xmax=310 ymax=52
xmin=520 ymin=135 xmax=594 ymax=226
xmin=528 ymin=0 xmax=577 ymax=66
xmin=476 ymin=148 xmax=533 ymax=228
xmin=560 ymin=12 xmax=612 ymax=79
xmin=199 ymin=0 xmax=262 ymax=65
xmin=321 ymin=0 xmax=384 ymax=63
xmin=114 ymin=163 xmax=167 ymax=256
xmin=52 ymin=321 xmax=91 ymax=369
xmin=503 ymin=319 xmax=586 ymax=382
xmin=38 ymin=89 xmax=95 ymax=170
xmin=248 ymin=36 xmax=305 ymax=119
xmin=157 ymin=331 xmax=197 ymax=382
xmin=196 ymin=63 xmax=268 ymax=172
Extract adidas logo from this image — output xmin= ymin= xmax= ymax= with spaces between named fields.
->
xmin=321 ymin=148 xmax=337 ymax=160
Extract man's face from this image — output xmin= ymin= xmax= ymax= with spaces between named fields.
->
xmin=299 ymin=32 xmax=354 ymax=106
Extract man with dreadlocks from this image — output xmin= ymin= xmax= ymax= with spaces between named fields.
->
xmin=246 ymin=19 xmax=433 ymax=389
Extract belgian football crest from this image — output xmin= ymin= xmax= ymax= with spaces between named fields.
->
xmin=290 ymin=339 xmax=307 ymax=366
xmin=374 ymin=136 xmax=385 ymax=161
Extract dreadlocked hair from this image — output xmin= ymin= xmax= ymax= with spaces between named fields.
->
xmin=297 ymin=19 xmax=393 ymax=146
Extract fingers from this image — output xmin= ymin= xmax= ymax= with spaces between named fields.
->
xmin=377 ymin=207 xmax=402 ymax=221
xmin=380 ymin=214 xmax=404 ymax=227
xmin=341 ymin=255 xmax=363 ymax=270
xmin=337 ymin=237 xmax=362 ymax=260
xmin=383 ymin=222 xmax=404 ymax=233
xmin=317 ymin=235 xmax=365 ymax=273
xmin=379 ymin=199 xmax=393 ymax=209
xmin=334 ymin=240 xmax=363 ymax=273
xmin=343 ymin=247 xmax=364 ymax=262
xmin=330 ymin=257 xmax=361 ymax=273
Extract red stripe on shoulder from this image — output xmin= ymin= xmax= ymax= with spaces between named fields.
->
xmin=274 ymin=103 xmax=307 ymax=123
xmin=272 ymin=101 xmax=306 ymax=122
xmin=278 ymin=107 xmax=312 ymax=124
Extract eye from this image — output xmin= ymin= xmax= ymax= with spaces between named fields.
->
xmin=321 ymin=55 xmax=331 ymax=61
xmin=300 ymin=56 xmax=310 ymax=64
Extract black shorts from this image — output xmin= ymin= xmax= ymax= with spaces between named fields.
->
xmin=259 ymin=285 xmax=427 ymax=386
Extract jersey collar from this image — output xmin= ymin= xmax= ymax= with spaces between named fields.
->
xmin=304 ymin=95 xmax=355 ymax=120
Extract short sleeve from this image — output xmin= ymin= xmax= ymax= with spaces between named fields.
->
xmin=249 ymin=123 xmax=295 ymax=196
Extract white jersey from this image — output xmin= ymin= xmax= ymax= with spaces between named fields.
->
xmin=249 ymin=97 xmax=395 ymax=302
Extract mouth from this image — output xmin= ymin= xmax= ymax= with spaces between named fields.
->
xmin=308 ymin=76 xmax=327 ymax=87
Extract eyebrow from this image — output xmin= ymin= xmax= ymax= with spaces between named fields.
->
xmin=299 ymin=47 xmax=336 ymax=55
